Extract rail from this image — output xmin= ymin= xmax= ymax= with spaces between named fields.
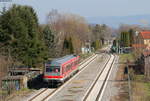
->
xmin=82 ymin=54 xmax=116 ymax=101
xmin=27 ymin=54 xmax=98 ymax=101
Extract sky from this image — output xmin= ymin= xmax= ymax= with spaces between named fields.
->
xmin=1 ymin=0 xmax=150 ymax=24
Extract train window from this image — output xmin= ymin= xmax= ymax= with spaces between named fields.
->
xmin=66 ymin=64 xmax=71 ymax=72
xmin=63 ymin=62 xmax=74 ymax=73
xmin=69 ymin=64 xmax=71 ymax=69
xmin=62 ymin=66 xmax=64 ymax=74
xmin=76 ymin=59 xmax=79 ymax=65
xmin=46 ymin=68 xmax=52 ymax=72
xmin=46 ymin=66 xmax=60 ymax=72
xmin=74 ymin=61 xmax=77 ymax=65
xmin=54 ymin=68 xmax=60 ymax=72
xmin=46 ymin=66 xmax=60 ymax=76
xmin=66 ymin=65 xmax=69 ymax=71
xmin=77 ymin=59 xmax=79 ymax=64
xmin=71 ymin=62 xmax=74 ymax=67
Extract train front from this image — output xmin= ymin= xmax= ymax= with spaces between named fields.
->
xmin=43 ymin=61 xmax=62 ymax=85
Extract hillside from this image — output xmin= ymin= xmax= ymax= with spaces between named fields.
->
xmin=86 ymin=14 xmax=150 ymax=28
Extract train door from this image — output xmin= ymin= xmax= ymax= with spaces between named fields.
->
xmin=61 ymin=65 xmax=65 ymax=76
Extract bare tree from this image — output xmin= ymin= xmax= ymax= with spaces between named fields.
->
xmin=46 ymin=10 xmax=91 ymax=55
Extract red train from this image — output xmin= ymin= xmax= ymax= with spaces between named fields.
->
xmin=43 ymin=55 xmax=79 ymax=86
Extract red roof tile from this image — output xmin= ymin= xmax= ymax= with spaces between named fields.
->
xmin=140 ymin=31 xmax=150 ymax=39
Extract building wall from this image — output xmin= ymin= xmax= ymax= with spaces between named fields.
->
xmin=144 ymin=39 xmax=150 ymax=48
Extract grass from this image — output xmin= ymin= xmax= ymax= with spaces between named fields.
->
xmin=119 ymin=53 xmax=135 ymax=63
xmin=118 ymin=53 xmax=150 ymax=101
xmin=117 ymin=53 xmax=150 ymax=101
xmin=132 ymin=75 xmax=150 ymax=101
xmin=79 ymin=53 xmax=93 ymax=60
xmin=4 ymin=87 xmax=33 ymax=101
xmin=134 ymin=75 xmax=144 ymax=81
xmin=0 ymin=90 xmax=8 ymax=95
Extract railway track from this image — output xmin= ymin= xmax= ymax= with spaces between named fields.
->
xmin=82 ymin=54 xmax=116 ymax=101
xmin=28 ymin=88 xmax=48 ymax=101
xmin=27 ymin=54 xmax=98 ymax=101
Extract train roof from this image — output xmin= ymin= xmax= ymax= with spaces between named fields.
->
xmin=46 ymin=55 xmax=77 ymax=66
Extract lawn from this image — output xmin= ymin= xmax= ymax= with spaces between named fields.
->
xmin=119 ymin=53 xmax=135 ymax=63
xmin=132 ymin=75 xmax=150 ymax=101
xmin=118 ymin=53 xmax=150 ymax=101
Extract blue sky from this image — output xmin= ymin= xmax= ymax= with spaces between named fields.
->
xmin=1 ymin=0 xmax=150 ymax=24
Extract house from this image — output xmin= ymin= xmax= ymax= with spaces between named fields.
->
xmin=132 ymin=31 xmax=150 ymax=56
xmin=139 ymin=31 xmax=150 ymax=49
xmin=132 ymin=31 xmax=150 ymax=79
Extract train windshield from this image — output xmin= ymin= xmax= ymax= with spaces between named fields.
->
xmin=46 ymin=66 xmax=60 ymax=76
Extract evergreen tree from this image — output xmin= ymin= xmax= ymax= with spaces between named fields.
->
xmin=128 ymin=29 xmax=134 ymax=46
xmin=43 ymin=26 xmax=55 ymax=57
xmin=120 ymin=31 xmax=131 ymax=47
xmin=62 ymin=37 xmax=74 ymax=55
xmin=69 ymin=37 xmax=74 ymax=54
xmin=95 ymin=40 xmax=100 ymax=50
xmin=91 ymin=40 xmax=100 ymax=51
xmin=0 ymin=5 xmax=48 ymax=67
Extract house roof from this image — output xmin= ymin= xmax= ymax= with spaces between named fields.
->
xmin=140 ymin=31 xmax=150 ymax=39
